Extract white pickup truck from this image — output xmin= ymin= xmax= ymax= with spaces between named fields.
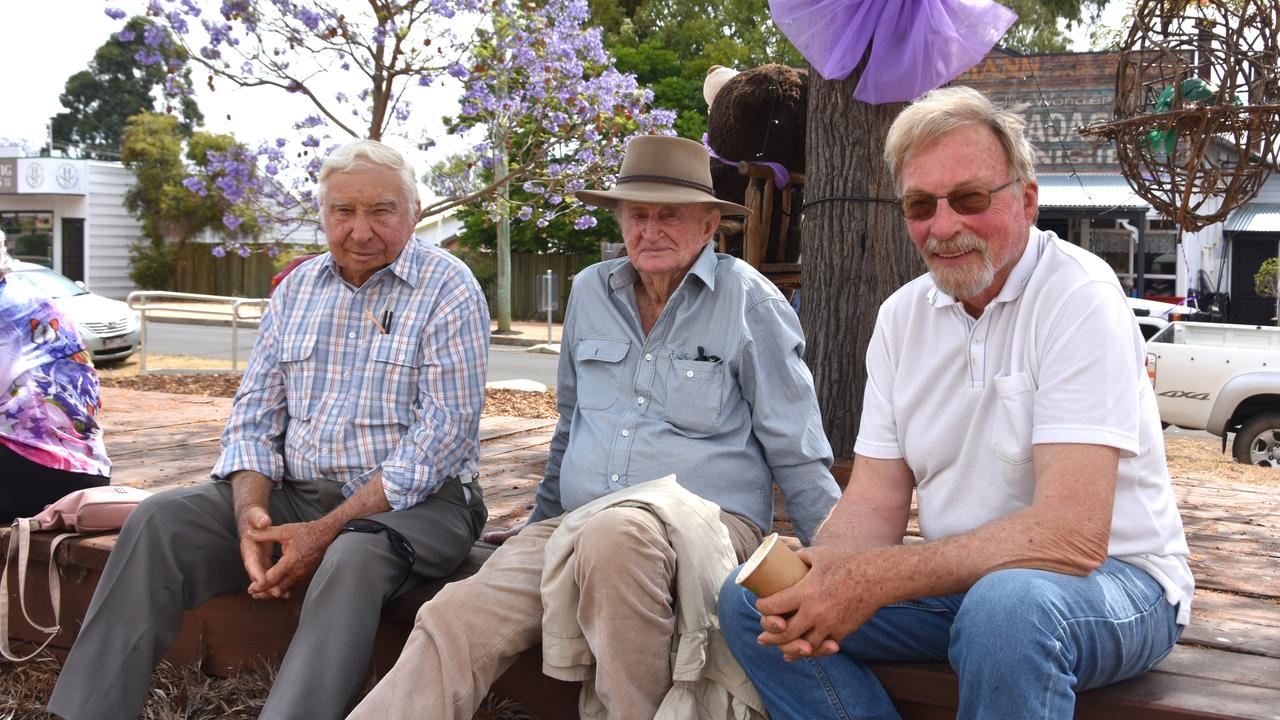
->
xmin=1146 ymin=321 xmax=1280 ymax=466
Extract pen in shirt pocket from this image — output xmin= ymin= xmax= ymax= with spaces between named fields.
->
xmin=381 ymin=309 xmax=394 ymax=333
xmin=365 ymin=309 xmax=389 ymax=334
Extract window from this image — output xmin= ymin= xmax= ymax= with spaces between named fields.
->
xmin=1 ymin=211 xmax=54 ymax=268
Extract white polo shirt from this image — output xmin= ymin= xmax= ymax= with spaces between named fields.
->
xmin=854 ymin=228 xmax=1194 ymax=623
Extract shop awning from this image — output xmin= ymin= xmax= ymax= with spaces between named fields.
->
xmin=1036 ymin=173 xmax=1149 ymax=211
xmin=1225 ymin=203 xmax=1280 ymax=233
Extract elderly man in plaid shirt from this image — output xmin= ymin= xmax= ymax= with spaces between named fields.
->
xmin=49 ymin=140 xmax=490 ymax=720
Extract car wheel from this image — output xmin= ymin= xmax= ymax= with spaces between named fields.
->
xmin=1231 ymin=413 xmax=1280 ymax=467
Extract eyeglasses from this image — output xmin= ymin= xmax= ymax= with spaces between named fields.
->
xmin=897 ymin=180 xmax=1018 ymax=221
xmin=339 ymin=518 xmax=416 ymax=595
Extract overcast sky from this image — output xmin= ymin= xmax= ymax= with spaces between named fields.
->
xmin=0 ymin=0 xmax=469 ymax=192
xmin=1 ymin=1 xmax=1122 ymax=160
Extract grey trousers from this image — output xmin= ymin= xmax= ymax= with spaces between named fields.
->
xmin=48 ymin=478 xmax=486 ymax=720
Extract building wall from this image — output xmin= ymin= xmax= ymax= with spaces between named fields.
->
xmin=86 ymin=162 xmax=143 ymax=299
xmin=1254 ymin=174 xmax=1280 ymax=205
xmin=0 ymin=193 xmax=88 ymax=269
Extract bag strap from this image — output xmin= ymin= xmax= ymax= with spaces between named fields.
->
xmin=1 ymin=519 xmax=78 ymax=662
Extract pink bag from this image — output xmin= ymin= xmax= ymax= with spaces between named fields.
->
xmin=2 ymin=486 xmax=152 ymax=661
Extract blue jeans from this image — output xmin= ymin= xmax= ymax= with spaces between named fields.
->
xmin=718 ymin=558 xmax=1181 ymax=720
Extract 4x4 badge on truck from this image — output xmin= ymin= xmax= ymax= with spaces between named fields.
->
xmin=1158 ymin=390 xmax=1211 ymax=401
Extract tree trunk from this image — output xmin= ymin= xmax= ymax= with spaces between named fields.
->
xmin=495 ymin=137 xmax=513 ymax=333
xmin=801 ymin=70 xmax=923 ymax=459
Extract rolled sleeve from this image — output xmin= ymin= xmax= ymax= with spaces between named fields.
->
xmin=739 ymin=296 xmax=840 ymax=544
xmin=212 ymin=303 xmax=288 ymax=485
xmin=375 ymin=282 xmax=489 ymax=510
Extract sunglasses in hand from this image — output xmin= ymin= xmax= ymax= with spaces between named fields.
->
xmin=897 ymin=180 xmax=1018 ymax=221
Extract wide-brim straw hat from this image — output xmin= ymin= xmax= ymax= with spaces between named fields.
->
xmin=575 ymin=135 xmax=750 ymax=216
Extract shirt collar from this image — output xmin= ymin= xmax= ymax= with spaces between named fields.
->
xmin=926 ymin=227 xmax=1043 ymax=309
xmin=607 ymin=242 xmax=719 ymax=293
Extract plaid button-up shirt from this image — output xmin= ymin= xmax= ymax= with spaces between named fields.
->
xmin=212 ymin=238 xmax=489 ymax=510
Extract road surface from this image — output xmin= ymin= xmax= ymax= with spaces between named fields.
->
xmin=143 ymin=321 xmax=560 ymax=388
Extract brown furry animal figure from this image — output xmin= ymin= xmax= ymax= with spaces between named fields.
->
xmin=705 ymin=64 xmax=808 ymax=202
xmin=704 ymin=64 xmax=808 ymax=262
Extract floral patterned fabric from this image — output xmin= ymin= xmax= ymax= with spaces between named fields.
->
xmin=0 ymin=275 xmax=110 ymax=477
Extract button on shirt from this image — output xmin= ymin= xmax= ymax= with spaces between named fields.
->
xmin=212 ymin=239 xmax=489 ymax=510
xmin=527 ymin=244 xmax=840 ymax=544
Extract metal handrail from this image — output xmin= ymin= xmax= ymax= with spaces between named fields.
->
xmin=126 ymin=291 xmax=268 ymax=374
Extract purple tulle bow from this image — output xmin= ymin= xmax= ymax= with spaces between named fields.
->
xmin=768 ymin=0 xmax=1017 ymax=104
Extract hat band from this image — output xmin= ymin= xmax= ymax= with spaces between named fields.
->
xmin=615 ymin=173 xmax=714 ymax=196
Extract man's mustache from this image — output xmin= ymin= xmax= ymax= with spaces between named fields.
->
xmin=924 ymin=234 xmax=986 ymax=257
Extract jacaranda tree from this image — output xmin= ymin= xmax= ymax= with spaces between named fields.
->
xmin=430 ymin=0 xmax=674 ymax=329
xmin=109 ymin=0 xmax=672 ymax=330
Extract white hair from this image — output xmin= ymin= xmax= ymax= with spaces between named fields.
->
xmin=0 ymin=230 xmax=11 ymax=277
xmin=317 ymin=139 xmax=420 ymax=212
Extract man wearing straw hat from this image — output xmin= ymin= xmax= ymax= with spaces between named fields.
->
xmin=350 ymin=134 xmax=841 ymax=720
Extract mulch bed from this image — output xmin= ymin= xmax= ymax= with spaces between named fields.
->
xmin=99 ymin=374 xmax=559 ymax=420
xmin=0 ymin=653 xmax=533 ymax=720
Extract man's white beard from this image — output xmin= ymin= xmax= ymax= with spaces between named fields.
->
xmin=923 ymin=233 xmax=996 ymax=300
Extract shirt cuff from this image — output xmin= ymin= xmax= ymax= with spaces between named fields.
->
xmin=212 ymin=441 xmax=284 ymax=486
xmin=378 ymin=460 xmax=439 ymax=511
xmin=853 ymin=437 xmax=904 ymax=460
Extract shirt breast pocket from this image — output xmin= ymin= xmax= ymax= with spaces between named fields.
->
xmin=279 ymin=335 xmax=318 ymax=421
xmin=991 ymin=372 xmax=1035 ymax=465
xmin=358 ymin=334 xmax=420 ymax=427
xmin=574 ymin=337 xmax=630 ymax=410
xmin=664 ymin=358 xmax=727 ymax=435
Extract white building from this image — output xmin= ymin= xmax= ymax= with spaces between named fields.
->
xmin=0 ymin=151 xmax=142 ymax=299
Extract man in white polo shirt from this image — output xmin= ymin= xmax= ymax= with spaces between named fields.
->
xmin=718 ymin=86 xmax=1193 ymax=719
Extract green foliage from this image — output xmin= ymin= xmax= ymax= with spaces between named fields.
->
xmin=121 ymin=112 xmax=261 ymax=286
xmin=1000 ymin=0 xmax=1111 ymax=53
xmin=453 ymin=191 xmax=617 ymax=255
xmin=51 ymin=16 xmax=202 ymax=159
xmin=1256 ymin=257 xmax=1279 ymax=298
xmin=590 ymin=0 xmax=803 ymax=141
xmin=121 ymin=113 xmax=259 ymax=246
xmin=127 ymin=237 xmax=176 ymax=290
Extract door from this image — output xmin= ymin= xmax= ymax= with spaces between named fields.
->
xmin=1229 ymin=235 xmax=1280 ymax=326
xmin=61 ymin=218 xmax=85 ymax=282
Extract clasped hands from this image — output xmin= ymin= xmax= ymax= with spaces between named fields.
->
xmin=755 ymin=546 xmax=889 ymax=662
xmin=238 ymin=506 xmax=339 ymax=600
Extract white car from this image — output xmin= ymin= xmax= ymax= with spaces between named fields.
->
xmin=6 ymin=260 xmax=142 ymax=364
xmin=1127 ymin=297 xmax=1196 ymax=342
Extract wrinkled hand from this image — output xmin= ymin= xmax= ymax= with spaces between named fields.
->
xmin=756 ymin=547 xmax=887 ymax=661
xmin=481 ymin=520 xmax=527 ymax=545
xmin=238 ymin=506 xmax=275 ymax=592
xmin=245 ymin=519 xmax=338 ymax=599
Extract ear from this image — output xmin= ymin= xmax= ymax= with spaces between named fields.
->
xmin=704 ymin=208 xmax=722 ymax=238
xmin=1020 ymin=179 xmax=1039 ymax=223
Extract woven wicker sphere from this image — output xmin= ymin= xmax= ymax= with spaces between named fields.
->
xmin=1104 ymin=0 xmax=1280 ymax=231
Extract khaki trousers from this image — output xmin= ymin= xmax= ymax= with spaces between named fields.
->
xmin=348 ymin=507 xmax=760 ymax=720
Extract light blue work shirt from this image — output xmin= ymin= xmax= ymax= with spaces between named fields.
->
xmin=528 ymin=244 xmax=839 ymax=544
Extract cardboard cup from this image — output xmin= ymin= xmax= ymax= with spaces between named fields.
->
xmin=735 ymin=532 xmax=808 ymax=597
